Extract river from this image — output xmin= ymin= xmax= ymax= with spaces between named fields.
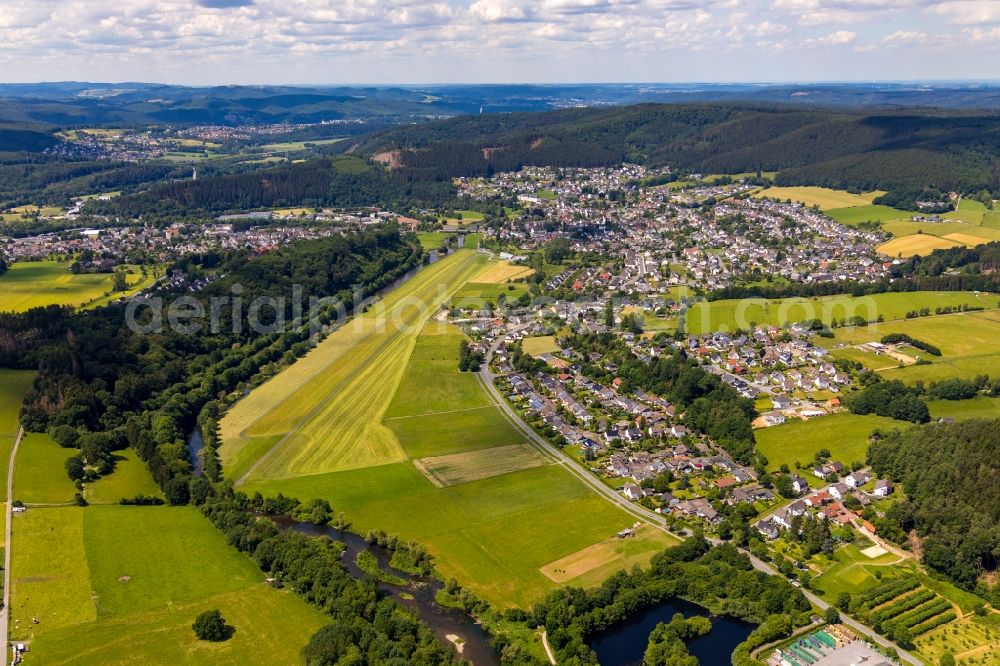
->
xmin=589 ymin=597 xmax=755 ymax=666
xmin=273 ymin=518 xmax=500 ymax=666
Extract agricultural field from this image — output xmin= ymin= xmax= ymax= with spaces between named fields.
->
xmin=12 ymin=506 xmax=328 ymax=664
xmin=825 ymin=204 xmax=915 ymax=226
xmin=474 ymin=260 xmax=534 ymax=284
xmin=753 ymin=186 xmax=883 ymax=210
xmin=539 ymin=524 xmax=679 ymax=587
xmin=235 ymin=297 xmax=640 ymax=607
xmin=416 ymin=231 xmax=453 ymax=250
xmin=832 ymin=310 xmax=1000 ymax=384
xmin=12 ymin=433 xmax=79 ymax=505
xmin=0 ymin=370 xmax=34 ymax=502
xmin=927 ymin=396 xmax=1000 ymax=421
xmin=220 ymin=249 xmax=491 ymax=482
xmin=450 ymin=281 xmax=528 ymax=309
xmin=0 ymin=261 xmax=155 ymax=312
xmin=684 ymin=291 xmax=992 ymax=334
xmin=877 ymin=234 xmax=962 ymax=258
xmin=413 ymin=443 xmax=550 ymax=487
xmin=755 ymin=413 xmax=902 ymax=476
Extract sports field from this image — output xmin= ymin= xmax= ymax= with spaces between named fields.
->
xmin=753 ymin=186 xmax=882 ymax=210
xmin=0 ymin=261 xmax=155 ymax=312
xmin=12 ymin=506 xmax=328 ymax=664
xmin=685 ymin=291 xmax=992 ymax=334
xmin=220 ymin=249 xmax=491 ymax=481
xmin=0 ymin=370 xmax=34 ymax=502
xmin=755 ymin=413 xmax=901 ymax=476
xmin=832 ymin=310 xmax=1000 ymax=384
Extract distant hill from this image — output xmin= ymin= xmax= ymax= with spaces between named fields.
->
xmin=0 ymin=124 xmax=61 ymax=152
xmin=344 ymin=103 xmax=1000 ymax=194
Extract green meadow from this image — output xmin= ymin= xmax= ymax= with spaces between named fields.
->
xmin=755 ymin=413 xmax=903 ymax=475
xmin=84 ymin=448 xmax=163 ymax=505
xmin=685 ymin=291 xmax=993 ymax=334
xmin=0 ymin=261 xmax=155 ymax=313
xmin=13 ymin=433 xmax=79 ymax=505
xmin=0 ymin=370 xmax=34 ymax=502
xmin=13 ymin=506 xmax=328 ymax=664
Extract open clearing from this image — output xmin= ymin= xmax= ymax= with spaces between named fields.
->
xmin=13 ymin=506 xmax=327 ymax=664
xmin=220 ymin=249 xmax=490 ymax=481
xmin=753 ymin=186 xmax=882 ymax=210
xmin=755 ymin=413 xmax=902 ymax=476
xmin=539 ymin=525 xmax=680 ymax=586
xmin=413 ymin=443 xmax=550 ymax=487
xmin=521 ymin=335 xmax=561 ymax=356
xmin=83 ymin=448 xmax=163 ymax=505
xmin=685 ymin=291 xmax=992 ymax=334
xmin=474 ymin=260 xmax=533 ymax=283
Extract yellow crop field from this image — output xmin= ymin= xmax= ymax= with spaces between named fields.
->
xmin=220 ymin=249 xmax=490 ymax=482
xmin=412 ymin=443 xmax=551 ymax=487
xmin=877 ymin=234 xmax=962 ymax=258
xmin=753 ymin=186 xmax=882 ymax=210
xmin=940 ymin=232 xmax=995 ymax=247
xmin=473 ymin=260 xmax=533 ymax=283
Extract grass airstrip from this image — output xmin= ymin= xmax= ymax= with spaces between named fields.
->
xmin=0 ymin=261 xmax=155 ymax=313
xmin=227 ymin=250 xmax=666 ymax=607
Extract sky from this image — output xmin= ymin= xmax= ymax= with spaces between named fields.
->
xmin=0 ymin=0 xmax=998 ymax=84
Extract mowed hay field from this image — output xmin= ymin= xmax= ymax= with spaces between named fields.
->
xmin=877 ymin=233 xmax=963 ymax=258
xmin=13 ymin=506 xmax=328 ymax=665
xmin=832 ymin=309 xmax=1000 ymax=384
xmin=0 ymin=370 xmax=34 ymax=502
xmin=473 ymin=260 xmax=534 ymax=283
xmin=13 ymin=433 xmax=79 ymax=505
xmin=241 ymin=319 xmax=645 ymax=607
xmin=0 ymin=261 xmax=116 ymax=312
xmin=220 ymin=249 xmax=490 ymax=482
xmin=754 ymin=186 xmax=883 ymax=210
xmin=413 ymin=443 xmax=550 ymax=487
xmin=685 ymin=291 xmax=993 ymax=334
xmin=539 ymin=525 xmax=679 ymax=587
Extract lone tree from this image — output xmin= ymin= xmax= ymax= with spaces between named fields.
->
xmin=192 ymin=609 xmax=231 ymax=641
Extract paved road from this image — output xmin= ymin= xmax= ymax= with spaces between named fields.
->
xmin=479 ymin=333 xmax=921 ymax=665
xmin=1 ymin=426 xmax=23 ymax=666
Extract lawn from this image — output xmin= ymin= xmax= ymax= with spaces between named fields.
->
xmin=14 ymin=506 xmax=329 ymax=664
xmin=416 ymin=231 xmax=452 ymax=250
xmin=755 ymin=413 xmax=903 ymax=473
xmin=220 ymin=250 xmax=490 ymax=482
xmin=753 ymin=186 xmax=882 ymax=210
xmin=685 ymin=291 xmax=992 ymax=334
xmin=804 ymin=543 xmax=905 ymax=601
xmin=13 ymin=433 xmax=79 ymax=505
xmin=0 ymin=370 xmax=34 ymax=502
xmin=0 ymin=261 xmax=117 ymax=312
xmin=84 ymin=449 xmax=163 ymax=505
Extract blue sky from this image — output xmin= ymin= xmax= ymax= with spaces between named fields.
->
xmin=0 ymin=0 xmax=997 ymax=84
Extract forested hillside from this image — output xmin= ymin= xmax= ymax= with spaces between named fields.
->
xmin=344 ymin=103 xmax=1000 ymax=195
xmin=867 ymin=419 xmax=1000 ymax=600
xmin=0 ymin=124 xmax=61 ymax=152
xmin=99 ymin=155 xmax=455 ymax=216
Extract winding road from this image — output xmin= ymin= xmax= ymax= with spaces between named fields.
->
xmin=478 ymin=331 xmax=921 ymax=665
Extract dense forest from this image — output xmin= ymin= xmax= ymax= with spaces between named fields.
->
xmin=343 ymin=103 xmax=1000 ymax=196
xmin=867 ymin=419 xmax=1000 ymax=603
xmin=4 ymin=226 xmax=421 ymax=501
xmin=567 ymin=332 xmax=757 ymax=463
xmin=95 ymin=155 xmax=455 ymax=217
